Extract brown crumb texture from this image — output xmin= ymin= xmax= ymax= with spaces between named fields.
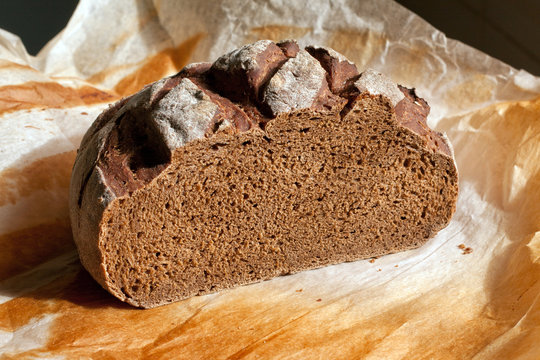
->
xmin=100 ymin=94 xmax=457 ymax=308
xmin=70 ymin=40 xmax=459 ymax=308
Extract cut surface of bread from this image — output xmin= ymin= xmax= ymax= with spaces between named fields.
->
xmin=69 ymin=40 xmax=458 ymax=308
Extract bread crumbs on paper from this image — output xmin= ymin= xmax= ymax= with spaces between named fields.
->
xmin=458 ymin=244 xmax=473 ymax=254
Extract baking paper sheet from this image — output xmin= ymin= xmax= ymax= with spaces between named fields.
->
xmin=0 ymin=0 xmax=539 ymax=358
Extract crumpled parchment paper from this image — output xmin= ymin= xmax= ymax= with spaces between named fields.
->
xmin=0 ymin=0 xmax=539 ymax=358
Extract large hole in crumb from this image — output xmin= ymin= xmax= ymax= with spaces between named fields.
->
xmin=403 ymin=158 xmax=411 ymax=167
xmin=211 ymin=142 xmax=228 ymax=150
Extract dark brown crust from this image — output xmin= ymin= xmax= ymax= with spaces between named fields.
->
xmin=276 ymin=39 xmax=300 ymax=58
xmin=97 ymin=112 xmax=171 ymax=196
xmin=395 ymin=86 xmax=452 ymax=157
xmin=208 ymin=41 xmax=289 ymax=102
xmin=306 ymin=45 xmax=360 ymax=93
xmin=188 ymin=76 xmax=255 ymax=132
xmin=69 ymin=40 xmax=459 ymax=307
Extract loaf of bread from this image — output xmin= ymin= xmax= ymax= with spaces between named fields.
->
xmin=69 ymin=40 xmax=458 ymax=308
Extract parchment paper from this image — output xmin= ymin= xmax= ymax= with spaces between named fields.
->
xmin=0 ymin=0 xmax=539 ymax=358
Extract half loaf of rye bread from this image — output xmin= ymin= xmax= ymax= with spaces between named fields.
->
xmin=69 ymin=40 xmax=458 ymax=308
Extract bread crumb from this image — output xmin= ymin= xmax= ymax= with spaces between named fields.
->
xmin=316 ymin=298 xmax=322 ymax=302
xmin=369 ymin=258 xmax=375 ymax=263
xmin=394 ymin=264 xmax=399 ymax=267
xmin=81 ymin=112 xmax=88 ymax=115
xmin=295 ymin=289 xmax=303 ymax=292
xmin=458 ymin=244 xmax=473 ymax=254
xmin=377 ymin=268 xmax=382 ymax=272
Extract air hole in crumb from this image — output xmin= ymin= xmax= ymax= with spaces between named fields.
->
xmin=263 ymin=136 xmax=272 ymax=143
xmin=241 ymin=140 xmax=252 ymax=146
xmin=155 ymin=252 xmax=161 ymax=257
xmin=136 ymin=232 xmax=143 ymax=238
xmin=300 ymin=128 xmax=310 ymax=133
xmin=211 ymin=142 xmax=227 ymax=150
xmin=165 ymin=202 xmax=170 ymax=209
xmin=403 ymin=159 xmax=411 ymax=167
xmin=243 ymin=193 xmax=249 ymax=199
xmin=400 ymin=216 xmax=406 ymax=220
